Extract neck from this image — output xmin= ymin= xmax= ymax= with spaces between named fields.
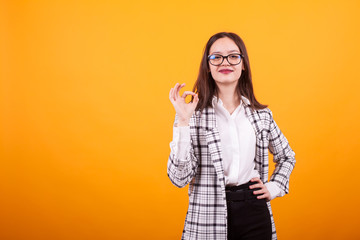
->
xmin=216 ymin=82 xmax=240 ymax=108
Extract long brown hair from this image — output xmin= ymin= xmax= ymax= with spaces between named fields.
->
xmin=191 ymin=32 xmax=268 ymax=112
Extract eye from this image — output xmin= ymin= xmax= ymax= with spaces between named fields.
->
xmin=229 ymin=54 xmax=240 ymax=59
xmin=209 ymin=54 xmax=221 ymax=60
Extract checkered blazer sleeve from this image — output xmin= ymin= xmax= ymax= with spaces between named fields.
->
xmin=267 ymin=109 xmax=296 ymax=197
xmin=167 ymin=113 xmax=199 ymax=188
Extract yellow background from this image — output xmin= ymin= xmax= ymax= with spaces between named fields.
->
xmin=1 ymin=0 xmax=360 ymax=239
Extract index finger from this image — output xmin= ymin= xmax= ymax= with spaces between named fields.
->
xmin=251 ymin=177 xmax=262 ymax=183
xmin=176 ymin=83 xmax=186 ymax=99
xmin=181 ymin=91 xmax=196 ymax=98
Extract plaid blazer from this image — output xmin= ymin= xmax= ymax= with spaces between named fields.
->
xmin=167 ymin=95 xmax=296 ymax=240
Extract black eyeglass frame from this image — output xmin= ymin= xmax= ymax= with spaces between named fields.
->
xmin=207 ymin=53 xmax=244 ymax=66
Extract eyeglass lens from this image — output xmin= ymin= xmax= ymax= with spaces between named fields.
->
xmin=209 ymin=54 xmax=241 ymax=66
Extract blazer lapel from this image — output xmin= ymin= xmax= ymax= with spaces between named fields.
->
xmin=203 ymin=106 xmax=226 ymax=193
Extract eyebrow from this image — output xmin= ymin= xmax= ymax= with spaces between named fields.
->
xmin=210 ymin=50 xmax=240 ymax=55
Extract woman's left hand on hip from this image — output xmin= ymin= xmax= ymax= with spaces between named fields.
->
xmin=249 ymin=177 xmax=271 ymax=202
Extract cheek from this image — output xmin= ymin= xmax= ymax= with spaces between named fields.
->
xmin=209 ymin=67 xmax=218 ymax=76
xmin=235 ymin=68 xmax=243 ymax=78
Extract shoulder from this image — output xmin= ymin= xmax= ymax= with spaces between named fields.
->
xmin=253 ymin=106 xmax=273 ymax=121
xmin=250 ymin=107 xmax=274 ymax=132
xmin=241 ymin=95 xmax=273 ymax=120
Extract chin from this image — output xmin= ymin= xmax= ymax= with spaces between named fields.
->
xmin=214 ymin=77 xmax=239 ymax=85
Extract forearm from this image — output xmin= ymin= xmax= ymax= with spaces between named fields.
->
xmin=267 ymin=109 xmax=296 ymax=195
xmin=167 ymin=115 xmax=198 ymax=188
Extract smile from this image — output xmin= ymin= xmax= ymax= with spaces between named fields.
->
xmin=219 ymin=70 xmax=233 ymax=74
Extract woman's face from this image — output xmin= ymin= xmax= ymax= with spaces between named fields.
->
xmin=208 ymin=37 xmax=245 ymax=86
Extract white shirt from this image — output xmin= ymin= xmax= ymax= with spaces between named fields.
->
xmin=213 ymin=96 xmax=260 ymax=186
xmin=170 ymin=96 xmax=284 ymax=200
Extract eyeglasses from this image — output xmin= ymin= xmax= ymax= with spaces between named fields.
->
xmin=208 ymin=53 xmax=243 ymax=66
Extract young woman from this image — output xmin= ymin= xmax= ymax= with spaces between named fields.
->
xmin=167 ymin=32 xmax=296 ymax=240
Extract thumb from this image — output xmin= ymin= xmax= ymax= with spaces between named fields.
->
xmin=191 ymin=94 xmax=199 ymax=106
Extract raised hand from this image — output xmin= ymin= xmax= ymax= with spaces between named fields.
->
xmin=169 ymin=83 xmax=199 ymax=126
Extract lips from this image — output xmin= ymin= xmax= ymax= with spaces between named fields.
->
xmin=219 ymin=69 xmax=233 ymax=74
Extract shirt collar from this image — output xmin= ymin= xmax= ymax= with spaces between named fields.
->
xmin=211 ymin=95 xmax=250 ymax=108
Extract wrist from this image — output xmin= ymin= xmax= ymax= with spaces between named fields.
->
xmin=177 ymin=116 xmax=190 ymax=126
xmin=177 ymin=120 xmax=189 ymax=126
